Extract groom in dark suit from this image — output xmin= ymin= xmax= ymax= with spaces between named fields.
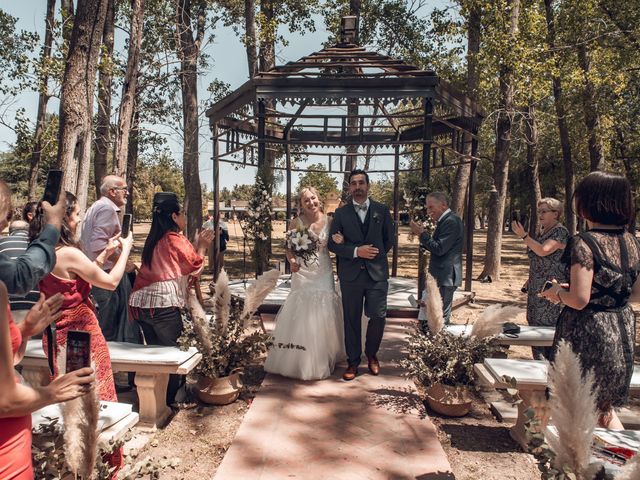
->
xmin=410 ymin=191 xmax=463 ymax=324
xmin=328 ymin=170 xmax=394 ymax=381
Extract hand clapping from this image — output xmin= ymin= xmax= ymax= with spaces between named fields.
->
xmin=22 ymin=293 xmax=64 ymax=338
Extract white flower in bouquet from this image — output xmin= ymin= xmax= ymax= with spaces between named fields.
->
xmin=285 ymin=227 xmax=319 ymax=266
xmin=292 ymin=232 xmax=311 ymax=250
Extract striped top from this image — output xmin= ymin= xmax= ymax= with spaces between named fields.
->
xmin=0 ymin=229 xmax=41 ymax=310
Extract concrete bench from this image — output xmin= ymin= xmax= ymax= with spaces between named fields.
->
xmin=20 ymin=339 xmax=202 ymax=428
xmin=446 ymin=324 xmax=555 ymax=347
xmin=480 ymin=358 xmax=640 ymax=449
xmin=32 ymin=401 xmax=139 ymax=450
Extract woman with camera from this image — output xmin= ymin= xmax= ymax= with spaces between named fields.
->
xmin=541 ymin=172 xmax=640 ymax=429
xmin=129 ymin=192 xmax=212 ymax=405
xmin=512 ymin=198 xmax=570 ymax=360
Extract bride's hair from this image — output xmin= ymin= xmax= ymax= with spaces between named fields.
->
xmin=298 ymin=186 xmax=324 ymax=214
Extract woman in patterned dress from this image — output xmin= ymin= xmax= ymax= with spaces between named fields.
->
xmin=512 ymin=198 xmax=570 ymax=360
xmin=30 ymin=192 xmax=133 ymax=473
xmin=542 ymin=172 xmax=640 ymax=429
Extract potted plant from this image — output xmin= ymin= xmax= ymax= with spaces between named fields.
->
xmin=401 ymin=274 xmax=520 ymax=416
xmin=180 ymin=269 xmax=281 ymax=405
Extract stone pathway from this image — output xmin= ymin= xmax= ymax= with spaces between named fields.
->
xmin=213 ymin=318 xmax=452 ymax=480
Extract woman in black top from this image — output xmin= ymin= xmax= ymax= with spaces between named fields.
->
xmin=542 ymin=171 xmax=640 ymax=429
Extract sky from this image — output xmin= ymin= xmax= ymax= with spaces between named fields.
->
xmin=1 ymin=2 xmax=438 ymax=194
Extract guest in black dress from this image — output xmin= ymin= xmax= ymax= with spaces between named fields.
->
xmin=541 ymin=171 xmax=640 ymax=429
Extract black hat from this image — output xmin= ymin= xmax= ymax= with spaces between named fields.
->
xmin=152 ymin=192 xmax=179 ymax=213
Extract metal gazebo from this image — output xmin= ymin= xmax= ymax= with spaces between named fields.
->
xmin=206 ymin=17 xmax=484 ymax=293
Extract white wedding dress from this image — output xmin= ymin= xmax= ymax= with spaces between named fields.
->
xmin=264 ymin=220 xmax=345 ymax=380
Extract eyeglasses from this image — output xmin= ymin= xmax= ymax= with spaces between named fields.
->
xmin=111 ymin=186 xmax=128 ymax=192
xmin=538 ymin=209 xmax=555 ymax=215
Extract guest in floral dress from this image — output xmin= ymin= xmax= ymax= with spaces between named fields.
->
xmin=129 ymin=192 xmax=212 ymax=405
xmin=512 ymin=197 xmax=570 ymax=359
xmin=542 ymin=172 xmax=640 ymax=429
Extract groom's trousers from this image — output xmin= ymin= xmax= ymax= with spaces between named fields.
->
xmin=340 ymin=269 xmax=388 ymax=367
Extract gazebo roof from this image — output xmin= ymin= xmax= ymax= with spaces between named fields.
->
xmin=206 ymin=36 xmax=483 ymax=157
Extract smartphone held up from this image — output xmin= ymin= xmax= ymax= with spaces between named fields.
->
xmin=121 ymin=213 xmax=132 ymax=238
xmin=42 ymin=169 xmax=63 ymax=205
xmin=66 ymin=330 xmax=91 ymax=373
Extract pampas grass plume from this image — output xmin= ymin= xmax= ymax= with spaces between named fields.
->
xmin=545 ymin=340 xmax=599 ymax=479
xmin=425 ymin=273 xmax=444 ymax=334
xmin=212 ymin=269 xmax=231 ymax=335
xmin=188 ymin=291 xmax=213 ymax=355
xmin=242 ymin=269 xmax=280 ymax=320
xmin=470 ymin=304 xmax=524 ymax=339
xmin=616 ymin=453 xmax=640 ymax=479
xmin=61 ymin=360 xmax=100 ymax=479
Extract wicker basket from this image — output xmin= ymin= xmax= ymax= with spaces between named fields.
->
xmin=424 ymin=383 xmax=472 ymax=417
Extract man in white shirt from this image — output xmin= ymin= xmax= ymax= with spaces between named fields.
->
xmin=81 ymin=175 xmax=140 ymax=344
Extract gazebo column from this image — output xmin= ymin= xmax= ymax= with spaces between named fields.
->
xmin=464 ymin=137 xmax=479 ymax=292
xmin=418 ymin=98 xmax=433 ymax=296
xmin=212 ymin=123 xmax=220 ymax=278
xmin=391 ymin=144 xmax=400 ymax=277
xmin=284 ymin=135 xmax=292 ymax=274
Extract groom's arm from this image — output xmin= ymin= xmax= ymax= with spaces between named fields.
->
xmin=381 ymin=206 xmax=394 ymax=254
xmin=328 ymin=211 xmax=360 ymax=259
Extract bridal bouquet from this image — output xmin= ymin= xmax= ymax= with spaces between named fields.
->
xmin=285 ymin=226 xmax=319 ymax=266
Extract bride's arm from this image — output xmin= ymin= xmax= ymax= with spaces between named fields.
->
xmin=286 ymin=217 xmax=301 ymax=272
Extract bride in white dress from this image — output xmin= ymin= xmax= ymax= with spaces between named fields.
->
xmin=264 ymin=187 xmax=345 ymax=380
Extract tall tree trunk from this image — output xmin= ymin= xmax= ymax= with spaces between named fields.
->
xmin=113 ymin=0 xmax=145 ymax=176
xmin=125 ymin=108 xmax=139 ymax=216
xmin=480 ymin=0 xmax=520 ymax=281
xmin=253 ymin=0 xmax=276 ymax=273
xmin=577 ymin=44 xmax=604 ymax=171
xmin=27 ymin=0 xmax=57 ymax=201
xmin=451 ymin=1 xmax=480 ymax=217
xmin=61 ymin=0 xmax=75 ymax=42
xmin=543 ymin=0 xmax=576 ymax=234
xmin=524 ymin=105 xmax=541 ymax=236
xmin=56 ymin=0 xmax=109 ymax=212
xmin=244 ymin=0 xmax=258 ymax=79
xmin=341 ymin=0 xmax=361 ymax=201
xmin=94 ymin=0 xmax=115 ymax=197
xmin=176 ymin=0 xmax=204 ymax=240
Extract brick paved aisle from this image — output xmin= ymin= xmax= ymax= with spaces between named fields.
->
xmin=213 ymin=318 xmax=452 ymax=480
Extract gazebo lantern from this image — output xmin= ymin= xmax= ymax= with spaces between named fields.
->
xmin=206 ymin=17 xmax=484 ymax=295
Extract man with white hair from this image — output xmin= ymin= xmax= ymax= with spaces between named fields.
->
xmin=81 ymin=175 xmax=140 ymax=344
xmin=410 ymin=191 xmax=463 ymax=325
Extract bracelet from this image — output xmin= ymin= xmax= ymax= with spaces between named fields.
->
xmin=521 ymin=233 xmax=529 ymax=240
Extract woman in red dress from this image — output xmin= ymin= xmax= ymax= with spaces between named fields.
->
xmin=30 ymin=192 xmax=133 ymax=473
xmin=0 ymin=284 xmax=95 ymax=479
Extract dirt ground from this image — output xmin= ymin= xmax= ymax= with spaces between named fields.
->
xmin=125 ymin=222 xmax=636 ymax=479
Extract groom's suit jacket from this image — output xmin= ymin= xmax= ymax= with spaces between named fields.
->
xmin=419 ymin=210 xmax=463 ymax=287
xmin=328 ymin=200 xmax=394 ymax=282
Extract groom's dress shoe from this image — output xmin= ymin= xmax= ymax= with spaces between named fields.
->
xmin=367 ymin=356 xmax=380 ymax=376
xmin=342 ymin=366 xmax=358 ymax=381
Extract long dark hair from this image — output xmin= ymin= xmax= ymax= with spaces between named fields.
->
xmin=573 ymin=171 xmax=634 ymax=227
xmin=141 ymin=192 xmax=181 ymax=267
xmin=29 ymin=191 xmax=79 ymax=247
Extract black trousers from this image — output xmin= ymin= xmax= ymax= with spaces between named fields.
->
xmin=136 ymin=307 xmax=186 ymax=405
xmin=439 ymin=285 xmax=457 ymax=325
xmin=340 ymin=269 xmax=388 ymax=367
xmin=93 ymin=274 xmax=141 ymax=343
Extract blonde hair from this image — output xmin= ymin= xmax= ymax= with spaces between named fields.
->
xmin=538 ymin=197 xmax=563 ymax=221
xmin=298 ymin=186 xmax=323 ymax=213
